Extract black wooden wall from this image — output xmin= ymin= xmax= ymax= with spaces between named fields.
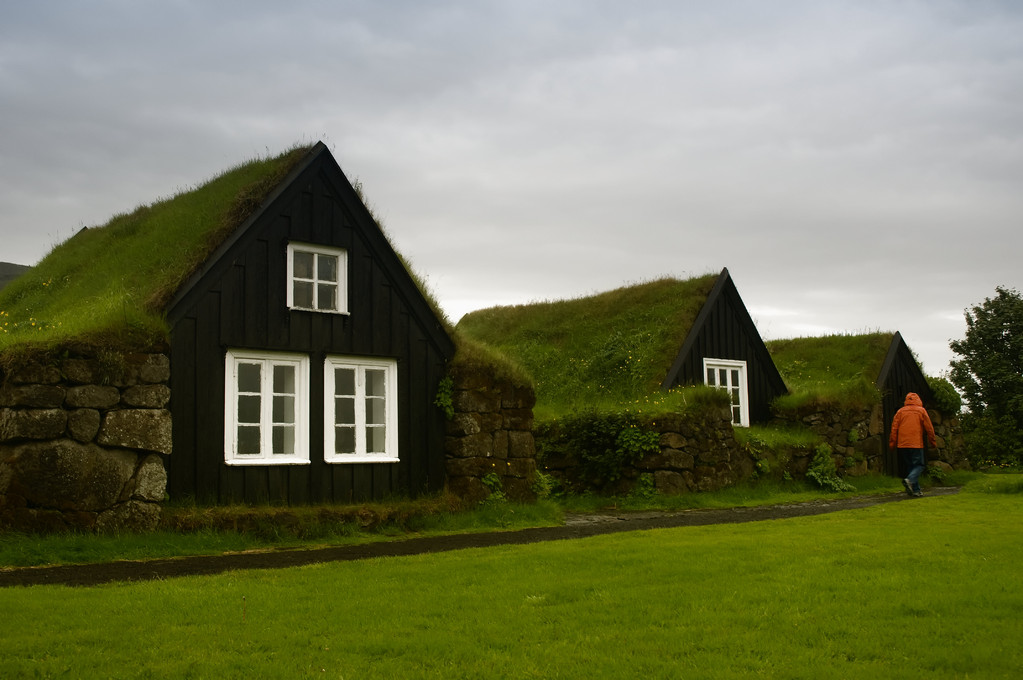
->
xmin=662 ymin=269 xmax=787 ymax=424
xmin=166 ymin=145 xmax=454 ymax=504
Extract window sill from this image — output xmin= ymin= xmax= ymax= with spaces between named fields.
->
xmin=288 ymin=307 xmax=350 ymax=315
xmin=225 ymin=458 xmax=311 ymax=466
xmin=326 ymin=455 xmax=400 ymax=464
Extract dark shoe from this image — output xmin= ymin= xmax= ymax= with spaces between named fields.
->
xmin=903 ymin=478 xmax=913 ymax=496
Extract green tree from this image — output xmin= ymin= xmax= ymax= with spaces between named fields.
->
xmin=949 ymin=286 xmax=1023 ymax=465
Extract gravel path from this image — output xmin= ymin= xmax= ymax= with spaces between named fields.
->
xmin=0 ymin=487 xmax=959 ymax=588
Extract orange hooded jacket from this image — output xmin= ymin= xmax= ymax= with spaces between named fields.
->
xmin=889 ymin=392 xmax=937 ymax=450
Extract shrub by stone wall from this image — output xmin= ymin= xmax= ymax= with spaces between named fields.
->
xmin=444 ymin=369 xmax=537 ymax=503
xmin=0 ymin=353 xmax=170 ymax=533
xmin=540 ymin=407 xmax=753 ymax=495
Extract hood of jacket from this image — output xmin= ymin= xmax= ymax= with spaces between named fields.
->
xmin=904 ymin=392 xmax=923 ymax=407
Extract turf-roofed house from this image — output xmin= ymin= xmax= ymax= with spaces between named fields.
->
xmin=0 ymin=262 xmax=30 ymax=293
xmin=456 ymin=269 xmax=787 ymax=493
xmin=767 ymin=332 xmax=966 ymax=477
xmin=0 ymin=143 xmax=455 ymax=530
xmin=457 ymin=268 xmax=787 ymax=426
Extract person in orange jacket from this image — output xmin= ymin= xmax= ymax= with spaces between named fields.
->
xmin=889 ymin=392 xmax=937 ymax=497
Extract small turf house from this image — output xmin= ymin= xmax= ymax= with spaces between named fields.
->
xmin=0 ymin=262 xmax=30 ymax=293
xmin=3 ymin=143 xmax=455 ymax=506
xmin=457 ymin=268 xmax=787 ymax=426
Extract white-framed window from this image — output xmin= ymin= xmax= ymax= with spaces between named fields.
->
xmin=324 ymin=356 xmax=399 ymax=464
xmin=224 ymin=350 xmax=310 ymax=465
xmin=287 ymin=242 xmax=347 ymax=314
xmin=704 ymin=358 xmax=749 ymax=427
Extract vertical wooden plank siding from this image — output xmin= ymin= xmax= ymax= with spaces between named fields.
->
xmin=194 ymin=291 xmax=225 ymax=504
xmin=168 ymin=317 xmax=197 ymax=499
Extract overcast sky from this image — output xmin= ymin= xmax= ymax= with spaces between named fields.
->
xmin=2 ymin=1 xmax=1021 ymax=376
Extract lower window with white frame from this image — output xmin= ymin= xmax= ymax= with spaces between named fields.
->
xmin=324 ymin=356 xmax=399 ymax=463
xmin=224 ymin=350 xmax=310 ymax=465
xmin=703 ymin=358 xmax=750 ymax=427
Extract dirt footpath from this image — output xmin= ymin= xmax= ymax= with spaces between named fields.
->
xmin=0 ymin=487 xmax=959 ymax=588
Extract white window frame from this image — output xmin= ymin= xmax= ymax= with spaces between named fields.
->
xmin=703 ymin=358 xmax=750 ymax=427
xmin=286 ymin=242 xmax=348 ymax=314
xmin=224 ymin=350 xmax=310 ymax=465
xmin=324 ymin=356 xmax=399 ymax=464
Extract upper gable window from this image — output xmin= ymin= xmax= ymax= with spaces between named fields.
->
xmin=704 ymin=358 xmax=749 ymax=427
xmin=287 ymin=243 xmax=348 ymax=314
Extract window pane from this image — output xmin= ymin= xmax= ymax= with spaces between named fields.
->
xmin=718 ymin=369 xmax=727 ymax=387
xmin=366 ymin=425 xmax=385 ymax=454
xmin=237 ymin=395 xmax=261 ymax=423
xmin=273 ymin=365 xmax=295 ymax=394
xmin=365 ymin=369 xmax=386 ymax=397
xmin=273 ymin=395 xmax=294 ymax=423
xmin=366 ymin=397 xmax=385 ymax=425
xmin=317 ymin=254 xmax=337 ymax=282
xmin=293 ymin=281 xmax=314 ymax=308
xmin=317 ymin=283 xmax=337 ymax=311
xmin=731 ymin=369 xmax=739 ymax=387
xmin=732 ymin=406 xmax=741 ymax=424
xmin=238 ymin=425 xmax=261 ymax=454
xmin=335 ymin=368 xmax=355 ymax=395
xmin=293 ymin=251 xmax=314 ymax=279
xmin=731 ymin=388 xmax=740 ymax=406
xmin=706 ymin=367 xmax=715 ymax=385
xmin=238 ymin=363 xmax=261 ymax=393
xmin=336 ymin=426 xmax=355 ymax=454
xmin=273 ymin=425 xmax=295 ymax=455
xmin=336 ymin=397 xmax=355 ymax=425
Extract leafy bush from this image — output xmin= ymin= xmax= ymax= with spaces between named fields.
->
xmin=927 ymin=375 xmax=962 ymax=415
xmin=805 ymin=443 xmax=855 ymax=493
xmin=433 ymin=375 xmax=454 ymax=420
xmin=961 ymin=412 xmax=1023 ymax=468
xmin=537 ymin=410 xmax=660 ymax=486
xmin=481 ymin=472 xmax=507 ymax=503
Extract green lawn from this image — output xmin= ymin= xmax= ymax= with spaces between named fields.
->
xmin=2 ymin=477 xmax=1020 ymax=679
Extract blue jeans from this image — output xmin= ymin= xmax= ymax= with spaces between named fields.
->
xmin=901 ymin=448 xmax=926 ymax=492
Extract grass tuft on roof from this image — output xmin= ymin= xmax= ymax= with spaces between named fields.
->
xmin=766 ymin=332 xmax=893 ymax=409
xmin=456 ymin=274 xmax=719 ymax=416
xmin=0 ymin=146 xmax=312 ymax=362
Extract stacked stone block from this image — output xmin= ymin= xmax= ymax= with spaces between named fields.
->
xmin=0 ymin=353 xmax=170 ymax=532
xmin=444 ymin=370 xmax=537 ymax=503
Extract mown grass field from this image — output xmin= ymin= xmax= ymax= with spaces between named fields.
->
xmin=2 ymin=476 xmax=1020 ymax=679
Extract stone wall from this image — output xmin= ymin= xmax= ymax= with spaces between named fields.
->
xmin=540 ymin=407 xmax=753 ymax=495
xmin=444 ymin=369 xmax=538 ymax=503
xmin=770 ymin=402 xmax=969 ymax=477
xmin=0 ymin=353 xmax=170 ymax=532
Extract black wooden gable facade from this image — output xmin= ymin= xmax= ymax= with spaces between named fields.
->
xmin=166 ymin=143 xmax=455 ymax=504
xmin=661 ymin=268 xmax=787 ymax=424
xmin=877 ymin=331 xmax=933 ymax=476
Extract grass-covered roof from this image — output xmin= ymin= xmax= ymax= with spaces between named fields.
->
xmin=455 ymin=274 xmax=719 ymax=414
xmin=0 ymin=145 xmax=312 ymax=359
xmin=765 ymin=332 xmax=895 ymax=408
